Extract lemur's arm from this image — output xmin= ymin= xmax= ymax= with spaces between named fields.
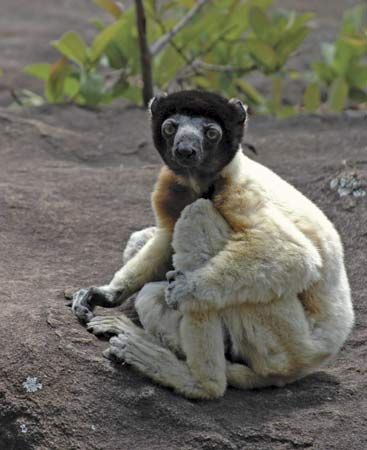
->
xmin=72 ymin=167 xmax=195 ymax=322
xmin=166 ymin=207 xmax=322 ymax=312
xmin=72 ymin=227 xmax=173 ymax=321
xmin=109 ymin=227 xmax=172 ymax=295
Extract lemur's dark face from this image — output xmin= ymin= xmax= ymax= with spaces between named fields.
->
xmin=160 ymin=114 xmax=223 ymax=171
xmin=149 ymin=90 xmax=247 ymax=181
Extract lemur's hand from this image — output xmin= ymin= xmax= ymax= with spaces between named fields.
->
xmin=71 ymin=286 xmax=116 ymax=323
xmin=165 ymin=270 xmax=193 ymax=310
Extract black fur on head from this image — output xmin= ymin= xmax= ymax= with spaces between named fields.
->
xmin=149 ymin=90 xmax=247 ymax=180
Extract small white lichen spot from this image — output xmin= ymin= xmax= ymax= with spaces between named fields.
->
xmin=23 ymin=376 xmax=43 ymax=393
xmin=91 ymin=425 xmax=96 ymax=431
xmin=20 ymin=424 xmax=28 ymax=433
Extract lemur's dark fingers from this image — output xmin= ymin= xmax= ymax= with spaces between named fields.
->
xmin=74 ymin=305 xmax=94 ymax=323
xmin=164 ymin=283 xmax=179 ymax=310
xmin=166 ymin=269 xmax=183 ymax=283
xmin=71 ymin=288 xmax=97 ymax=323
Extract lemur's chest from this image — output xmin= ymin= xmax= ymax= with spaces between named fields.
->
xmin=152 ymin=166 xmax=250 ymax=233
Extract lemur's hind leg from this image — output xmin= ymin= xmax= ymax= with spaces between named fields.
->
xmin=104 ymin=312 xmax=227 ymax=399
xmin=226 ymin=362 xmax=288 ymax=390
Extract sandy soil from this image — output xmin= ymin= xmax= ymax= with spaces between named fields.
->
xmin=0 ymin=1 xmax=367 ymax=450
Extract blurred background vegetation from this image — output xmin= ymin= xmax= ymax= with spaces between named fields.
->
xmin=8 ymin=0 xmax=367 ymax=117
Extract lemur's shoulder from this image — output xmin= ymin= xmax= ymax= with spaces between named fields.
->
xmin=213 ymin=152 xmax=267 ymax=232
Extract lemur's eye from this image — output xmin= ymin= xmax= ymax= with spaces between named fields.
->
xmin=162 ymin=121 xmax=177 ymax=136
xmin=205 ymin=128 xmax=220 ymax=141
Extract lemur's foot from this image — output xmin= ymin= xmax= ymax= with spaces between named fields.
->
xmin=71 ymin=286 xmax=114 ymax=323
xmin=87 ymin=315 xmax=130 ymax=337
xmin=102 ymin=316 xmax=145 ymax=363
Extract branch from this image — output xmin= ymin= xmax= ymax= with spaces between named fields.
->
xmin=193 ymin=61 xmax=256 ymax=74
xmin=135 ymin=0 xmax=154 ymax=106
xmin=150 ymin=0 xmax=211 ymax=57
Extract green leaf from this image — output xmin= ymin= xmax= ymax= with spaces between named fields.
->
xmin=276 ymin=26 xmax=309 ymax=66
xmin=340 ymin=36 xmax=367 ymax=51
xmin=287 ymin=12 xmax=314 ymax=32
xmin=312 ymin=61 xmax=336 ymax=84
xmin=328 ymin=77 xmax=349 ymax=112
xmin=52 ymin=32 xmax=88 ymax=66
xmin=93 ymin=0 xmax=123 ymax=19
xmin=191 ymin=75 xmax=213 ymax=90
xmin=90 ymin=19 xmax=125 ymax=62
xmin=154 ymin=45 xmax=185 ymax=86
xmin=248 ymin=7 xmax=271 ymax=41
xmin=24 ymin=63 xmax=51 ymax=81
xmin=12 ymin=89 xmax=45 ymax=107
xmin=46 ymin=57 xmax=71 ymax=103
xmin=235 ymin=79 xmax=265 ymax=105
xmin=246 ymin=40 xmax=278 ymax=72
xmin=79 ymin=72 xmax=105 ymax=105
xmin=120 ymin=85 xmax=142 ymax=105
xmin=333 ymin=40 xmax=356 ymax=76
xmin=105 ymin=41 xmax=127 ymax=69
xmin=276 ymin=105 xmax=297 ymax=119
xmin=347 ymin=64 xmax=367 ymax=89
xmin=304 ymin=82 xmax=321 ymax=112
xmin=63 ymin=76 xmax=80 ymax=98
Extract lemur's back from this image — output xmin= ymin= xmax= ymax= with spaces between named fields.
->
xmin=242 ymin=154 xmax=353 ymax=347
xmin=242 ymin=155 xmax=344 ymax=272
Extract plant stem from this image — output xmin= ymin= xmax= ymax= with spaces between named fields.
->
xmin=271 ymin=75 xmax=283 ymax=112
xmin=135 ymin=0 xmax=154 ymax=106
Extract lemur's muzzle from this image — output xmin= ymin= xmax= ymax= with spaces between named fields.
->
xmin=173 ymin=140 xmax=201 ymax=166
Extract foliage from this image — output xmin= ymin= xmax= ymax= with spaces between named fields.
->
xmin=305 ymin=5 xmax=367 ymax=112
xmin=20 ymin=0 xmax=367 ymax=116
xmin=22 ymin=0 xmax=312 ymax=116
xmin=24 ymin=1 xmax=129 ymax=106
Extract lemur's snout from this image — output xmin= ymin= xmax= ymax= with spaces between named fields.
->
xmin=173 ymin=140 xmax=201 ymax=166
xmin=175 ymin=142 xmax=197 ymax=159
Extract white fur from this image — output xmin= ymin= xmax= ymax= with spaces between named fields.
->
xmin=89 ymin=149 xmax=354 ymax=399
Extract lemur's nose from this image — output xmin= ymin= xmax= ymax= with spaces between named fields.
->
xmin=175 ymin=143 xmax=196 ymax=159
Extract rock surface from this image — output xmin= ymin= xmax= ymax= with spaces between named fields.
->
xmin=1 ymin=104 xmax=367 ymax=450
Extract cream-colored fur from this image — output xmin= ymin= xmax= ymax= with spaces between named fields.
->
xmin=88 ymin=149 xmax=354 ymax=399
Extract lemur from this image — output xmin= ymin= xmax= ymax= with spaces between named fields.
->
xmin=72 ymin=90 xmax=354 ymax=399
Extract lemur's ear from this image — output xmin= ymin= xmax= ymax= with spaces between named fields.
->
xmin=229 ymin=98 xmax=248 ymax=123
xmin=148 ymin=94 xmax=167 ymax=117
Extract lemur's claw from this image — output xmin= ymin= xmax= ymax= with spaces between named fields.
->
xmin=166 ymin=269 xmax=183 ymax=283
xmin=164 ymin=283 xmax=179 ymax=310
xmin=71 ymin=287 xmax=97 ymax=323
xmin=164 ymin=271 xmax=192 ymax=310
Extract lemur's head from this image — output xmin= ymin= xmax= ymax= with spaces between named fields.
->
xmin=149 ymin=90 xmax=247 ymax=179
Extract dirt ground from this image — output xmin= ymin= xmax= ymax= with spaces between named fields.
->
xmin=1 ymin=1 xmax=367 ymax=450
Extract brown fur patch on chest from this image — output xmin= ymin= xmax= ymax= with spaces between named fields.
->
xmin=152 ymin=167 xmax=198 ymax=231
